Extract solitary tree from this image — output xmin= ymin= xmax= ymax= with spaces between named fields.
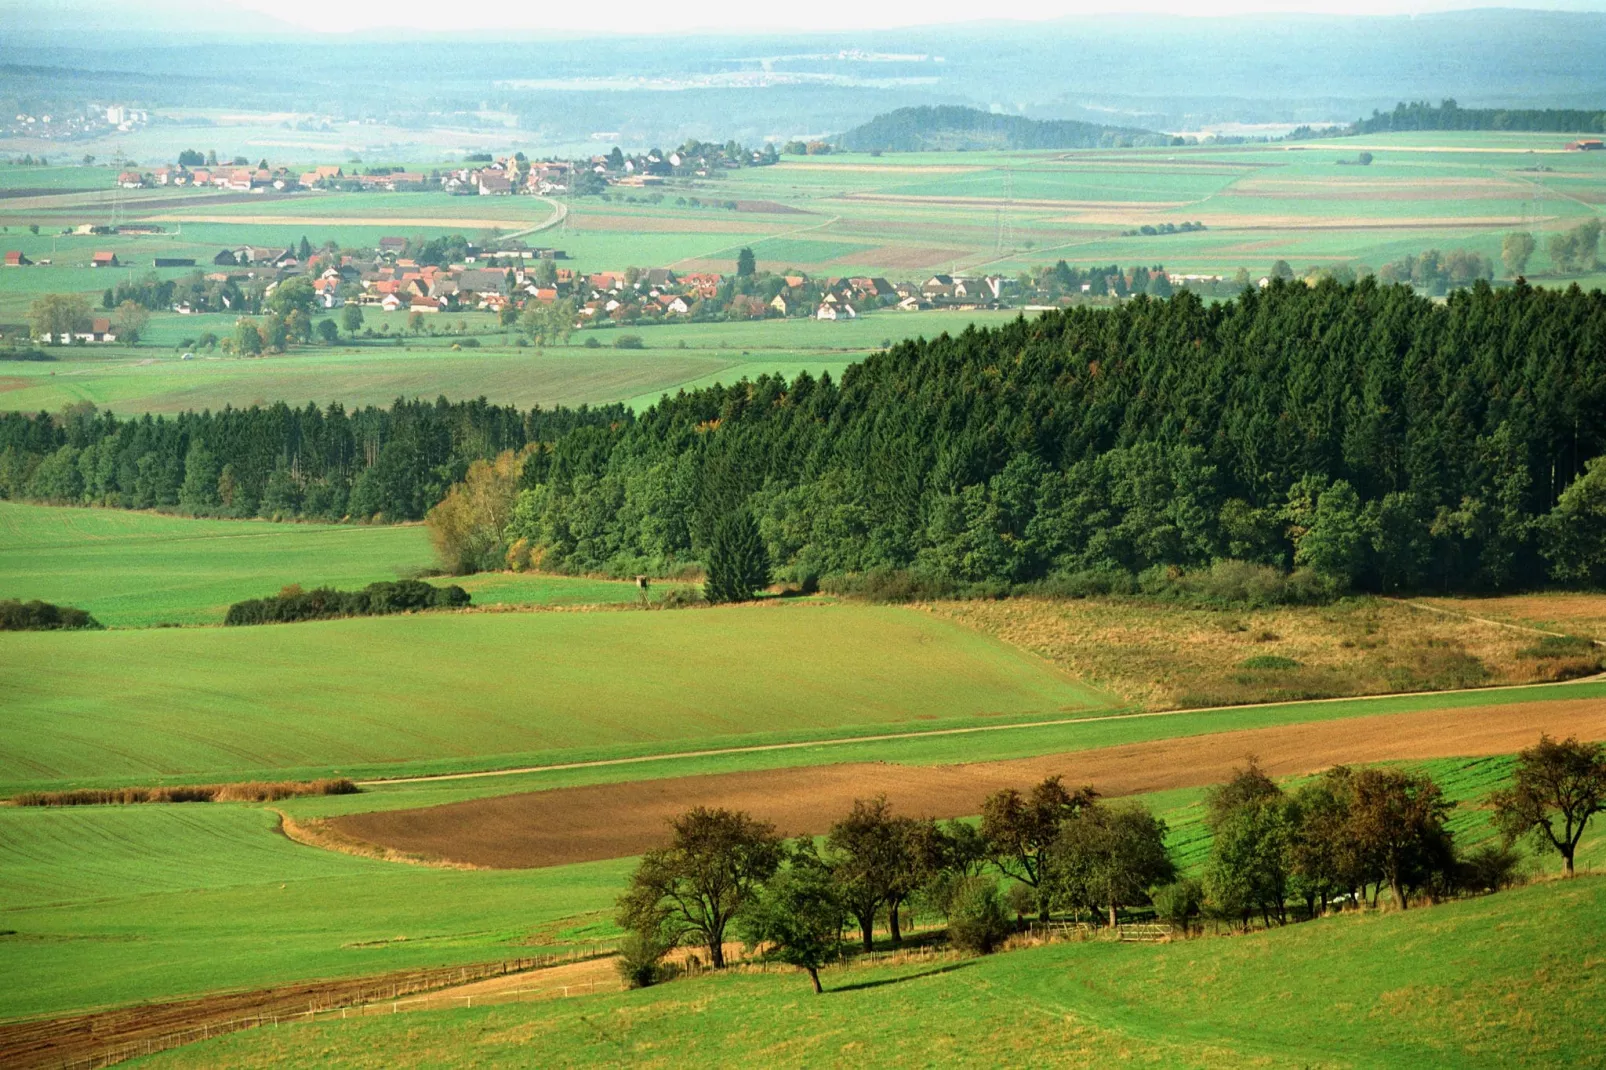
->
xmin=739 ymin=846 xmax=844 ymax=993
xmin=703 ymin=510 xmax=769 ymax=603
xmin=736 ymin=246 xmax=756 ymax=277
xmin=617 ymin=807 xmax=782 ymax=969
xmin=981 ymin=776 xmax=1097 ymax=920
xmin=27 ymin=293 xmax=91 ymax=344
xmin=1492 ymin=735 xmax=1606 ymax=878
xmin=114 ymin=300 xmax=149 ymax=345
xmin=341 ymin=302 xmax=364 ymax=337
xmin=1501 ymin=232 xmax=1537 ymax=278
xmin=316 ymin=318 xmax=340 ymax=344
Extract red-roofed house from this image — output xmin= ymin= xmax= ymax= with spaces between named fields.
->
xmin=3 ymin=251 xmax=32 ymax=267
xmin=91 ymin=251 xmax=119 ymax=268
xmin=409 ymin=295 xmax=442 ymax=312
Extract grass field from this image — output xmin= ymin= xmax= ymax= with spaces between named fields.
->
xmin=127 ymin=871 xmax=1606 ymax=1068
xmin=0 ymin=502 xmax=668 ymax=626
xmin=3 ymin=752 xmax=1597 ymax=1025
xmin=0 ymin=311 xmax=1013 ymax=415
xmin=0 ymin=601 xmax=1115 ymax=789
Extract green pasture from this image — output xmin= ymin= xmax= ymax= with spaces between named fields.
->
xmin=0 ymin=310 xmax=1019 ymax=415
xmin=0 ymin=803 xmax=632 ymax=1020
xmin=0 ymin=502 xmax=433 ymax=626
xmin=0 ymin=502 xmax=667 ymax=628
xmin=0 ymin=601 xmax=1115 ymax=789
xmin=135 ymin=875 xmax=1606 ymax=1070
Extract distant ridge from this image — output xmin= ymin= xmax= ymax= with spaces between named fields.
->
xmin=839 ymin=105 xmax=1172 ymax=153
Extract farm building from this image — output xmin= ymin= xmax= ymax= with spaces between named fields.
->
xmin=90 ymin=251 xmax=119 ymax=268
xmin=3 ymin=251 xmax=32 ymax=267
xmin=1565 ymin=139 xmax=1604 ymax=151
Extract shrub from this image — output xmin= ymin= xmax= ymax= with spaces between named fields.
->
xmin=1149 ymin=877 xmax=1203 ymax=932
xmin=615 ymin=930 xmax=671 ymax=989
xmin=224 ymin=581 xmax=470 ymax=626
xmin=583 ymin=336 xmax=601 ymax=348
xmin=1517 ymin=634 xmax=1596 ymax=659
xmin=0 ymin=599 xmax=102 ymax=631
xmin=1239 ymin=655 xmax=1301 ymax=670
xmin=947 ymin=877 xmax=1011 ymax=954
xmin=1457 ymin=844 xmax=1528 ymax=894
xmin=614 ymin=334 xmax=645 ymax=349
xmin=13 ymin=778 xmax=357 ymax=806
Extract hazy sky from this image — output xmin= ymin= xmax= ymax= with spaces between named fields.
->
xmin=227 ymin=0 xmax=1606 ymax=34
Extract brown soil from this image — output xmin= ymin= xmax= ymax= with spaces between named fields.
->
xmin=827 ymin=244 xmax=974 ymax=269
xmin=330 ymin=698 xmax=1606 ymax=870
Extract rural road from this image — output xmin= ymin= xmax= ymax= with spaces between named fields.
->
xmin=359 ymin=673 xmax=1606 ymax=788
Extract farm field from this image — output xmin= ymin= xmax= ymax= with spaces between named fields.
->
xmin=130 ymin=875 xmax=1606 ymax=1070
xmin=0 ymin=502 xmax=661 ymax=626
xmin=0 ymin=311 xmax=1009 ymax=415
xmin=2 ymin=751 xmax=1597 ymax=1026
xmin=325 ymin=696 xmax=1606 ymax=868
xmin=0 ymin=601 xmax=1116 ymax=789
xmin=2 ymin=132 xmax=1603 ymax=320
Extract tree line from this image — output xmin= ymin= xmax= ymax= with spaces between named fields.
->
xmin=615 ymin=738 xmax=1605 ymax=993
xmin=1290 ymin=99 xmax=1606 ymax=137
xmin=223 ymin=580 xmax=469 ymax=626
xmin=433 ymin=278 xmax=1606 ymax=595
xmin=0 ymin=398 xmax=629 ymax=522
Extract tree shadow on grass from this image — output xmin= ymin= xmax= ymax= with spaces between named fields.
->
xmin=828 ymin=960 xmax=977 ymax=994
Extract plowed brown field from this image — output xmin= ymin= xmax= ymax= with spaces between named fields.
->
xmin=330 ymin=698 xmax=1606 ymax=869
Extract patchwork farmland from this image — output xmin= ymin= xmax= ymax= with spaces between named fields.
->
xmin=5 ymin=115 xmax=1606 ymax=1070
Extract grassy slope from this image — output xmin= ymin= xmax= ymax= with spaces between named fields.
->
xmin=0 ymin=804 xmax=630 ymax=1020
xmin=0 ymin=501 xmax=672 ymax=626
xmin=6 ymin=754 xmax=1596 ymax=1025
xmin=0 ymin=601 xmax=1113 ymax=789
xmin=132 ymin=876 xmax=1606 ymax=1069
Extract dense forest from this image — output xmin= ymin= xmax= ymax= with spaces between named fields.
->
xmin=839 ymin=106 xmax=1171 ymax=153
xmin=0 ymin=398 xmax=627 ymax=521
xmin=1331 ymin=99 xmax=1606 ymax=136
xmin=479 ymin=279 xmax=1606 ymax=594
xmin=8 ymin=281 xmax=1606 ymax=595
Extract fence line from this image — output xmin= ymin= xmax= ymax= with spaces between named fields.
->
xmin=42 ymin=942 xmax=621 ymax=1070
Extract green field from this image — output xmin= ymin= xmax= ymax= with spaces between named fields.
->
xmin=3 ymin=753 xmax=1593 ymax=1025
xmin=0 ymin=312 xmax=1013 ymax=416
xmin=131 ymin=874 xmax=1606 ymax=1069
xmin=0 ymin=601 xmax=1116 ymax=789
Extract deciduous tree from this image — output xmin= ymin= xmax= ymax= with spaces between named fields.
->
xmin=617 ymin=807 xmax=782 ymax=970
xmin=1492 ymin=735 xmax=1606 ymax=878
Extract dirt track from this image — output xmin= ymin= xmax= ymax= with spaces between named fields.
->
xmin=331 ymin=698 xmax=1606 ymax=870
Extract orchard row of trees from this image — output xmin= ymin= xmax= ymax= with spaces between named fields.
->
xmin=429 ymin=279 xmax=1606 ymax=595
xmin=615 ymin=738 xmax=1606 ymax=993
xmin=0 ymin=398 xmax=628 ymax=522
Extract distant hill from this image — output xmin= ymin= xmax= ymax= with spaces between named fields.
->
xmin=839 ymin=106 xmax=1171 ymax=153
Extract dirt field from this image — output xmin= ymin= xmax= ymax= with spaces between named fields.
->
xmin=329 ymin=698 xmax=1606 ymax=870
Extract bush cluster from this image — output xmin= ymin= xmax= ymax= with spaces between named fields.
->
xmin=13 ymin=778 xmax=358 ymax=806
xmin=0 ymin=599 xmax=102 ymax=631
xmin=224 ymin=580 xmax=469 ymax=626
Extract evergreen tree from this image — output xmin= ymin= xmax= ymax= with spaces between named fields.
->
xmin=736 ymin=247 xmax=756 ymax=277
xmin=704 ymin=510 xmax=768 ymax=603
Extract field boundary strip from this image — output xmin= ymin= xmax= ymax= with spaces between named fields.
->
xmin=359 ymin=674 xmax=1606 ymax=787
xmin=0 ymin=945 xmax=619 ymax=1070
xmin=1397 ymin=598 xmax=1606 ymax=646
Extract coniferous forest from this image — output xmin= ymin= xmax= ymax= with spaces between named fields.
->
xmin=7 ymin=279 xmax=1606 ymax=594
